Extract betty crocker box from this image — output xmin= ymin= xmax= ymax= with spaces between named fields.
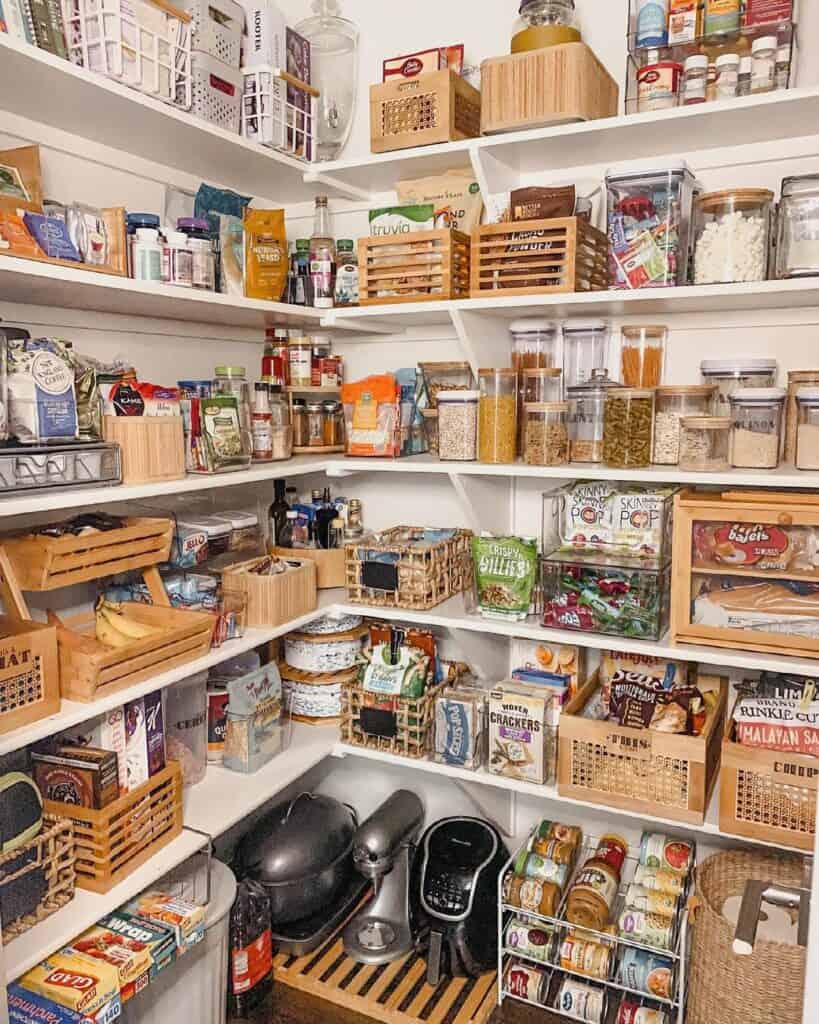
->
xmin=7 ymin=985 xmax=121 ymax=1024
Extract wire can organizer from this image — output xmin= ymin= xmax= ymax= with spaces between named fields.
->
xmin=498 ymin=829 xmax=693 ymax=1024
xmin=66 ymin=0 xmax=193 ymax=109
xmin=241 ymin=66 xmax=319 ymax=162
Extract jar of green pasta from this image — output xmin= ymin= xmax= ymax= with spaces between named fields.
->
xmin=603 ymin=387 xmax=655 ymax=468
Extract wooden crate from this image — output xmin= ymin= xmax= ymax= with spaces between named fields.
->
xmin=43 ymin=762 xmax=183 ymax=894
xmin=370 ymin=69 xmax=481 ymax=154
xmin=358 ymin=230 xmax=471 ymax=306
xmin=0 ymin=612 xmax=60 ymax=737
xmin=344 ymin=526 xmax=473 ymax=611
xmin=274 ymin=546 xmax=346 ymax=589
xmin=221 ymin=557 xmax=317 ymax=627
xmin=557 ymin=673 xmax=727 ymax=825
xmin=341 ymin=679 xmax=442 ymax=759
xmin=721 ymin=697 xmax=817 ymax=852
xmin=102 ymin=415 xmax=186 ymax=485
xmin=481 ymin=42 xmax=619 ymax=135
xmin=671 ymin=488 xmax=819 ymax=658
xmin=52 ymin=601 xmax=214 ymax=702
xmin=470 ymin=217 xmax=609 ymax=298
xmin=3 ymin=518 xmax=174 ymax=591
xmin=1 ymin=816 xmax=76 ymax=944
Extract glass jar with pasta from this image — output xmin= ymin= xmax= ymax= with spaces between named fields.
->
xmin=603 ymin=388 xmax=655 ymax=468
xmin=479 ymin=368 xmax=518 ymax=464
xmin=620 ymin=325 xmax=666 ymax=387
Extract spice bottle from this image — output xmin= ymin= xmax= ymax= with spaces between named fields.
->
xmin=307 ymin=401 xmax=325 ymax=447
xmin=251 ymin=382 xmax=273 ymax=462
xmin=751 ymin=35 xmax=777 ymax=94
xmin=309 ymin=195 xmax=336 ymax=309
xmin=680 ymin=54 xmax=708 ymax=105
xmin=713 ymin=52 xmax=740 ymax=100
xmin=292 ymin=399 xmax=308 ymax=448
xmin=334 ymin=239 xmax=359 ymax=306
xmin=776 ymin=42 xmax=791 ymax=90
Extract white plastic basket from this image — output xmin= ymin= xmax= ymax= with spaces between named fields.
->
xmin=66 ymin=0 xmax=192 ymax=108
xmin=241 ymin=65 xmax=318 ymax=163
xmin=182 ymin=0 xmax=242 ymax=68
xmin=188 ymin=52 xmax=243 ymax=133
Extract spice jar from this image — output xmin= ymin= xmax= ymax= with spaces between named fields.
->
xmin=795 ymin=387 xmax=819 ymax=471
xmin=729 ymin=387 xmax=786 ymax=469
xmin=322 ymin=399 xmax=343 ymax=447
xmin=680 ymin=54 xmax=708 ymax=105
xmin=567 ymin=370 xmax=624 ymax=464
xmin=776 ymin=175 xmax=819 ymax=279
xmin=306 ymin=401 xmax=325 ymax=448
xmin=512 ymin=0 xmax=580 ymax=53
xmin=288 ymin=337 xmax=313 ymax=387
xmin=510 ymin=319 xmax=559 ymax=370
xmin=678 ymin=416 xmax=731 ymax=472
xmin=693 ymin=189 xmax=774 ymax=284
xmin=784 ymin=370 xmax=819 ymax=462
xmin=291 ymin=398 xmax=308 ymax=448
xmin=478 ymin=368 xmax=518 ymax=464
xmin=713 ymin=52 xmax=740 ymax=101
xmin=438 ymin=390 xmax=479 ymax=462
xmin=700 ymin=358 xmax=777 ymax=414
xmin=751 ymin=35 xmax=777 ymax=94
xmin=620 ymin=326 xmax=666 ymax=387
xmin=563 ymin=321 xmax=609 ymax=386
xmin=603 ymin=388 xmax=655 ymax=468
xmin=523 ymin=402 xmax=569 ymax=466
xmin=652 ymin=385 xmax=716 ymax=465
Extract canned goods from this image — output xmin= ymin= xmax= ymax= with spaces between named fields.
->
xmin=503 ymin=873 xmax=561 ymax=917
xmin=617 ymin=947 xmax=674 ymax=999
xmin=639 ymin=833 xmax=693 ymax=873
xmin=513 ymin=850 xmax=570 ymax=888
xmin=560 ymin=935 xmax=611 ymax=979
xmin=616 ymin=999 xmax=669 ymax=1024
xmin=633 ymin=865 xmax=685 ymax=896
xmin=534 ymin=820 xmax=583 ymax=851
xmin=558 ymin=978 xmax=606 ymax=1023
xmin=624 ymin=884 xmax=679 ymax=918
xmin=533 ymin=839 xmax=577 ymax=866
xmin=566 ymin=861 xmax=620 ymax=931
xmin=505 ymin=919 xmax=553 ymax=962
xmin=617 ymin=909 xmax=674 ymax=951
xmin=594 ymin=834 xmax=629 ymax=875
xmin=506 ymin=961 xmax=549 ymax=1004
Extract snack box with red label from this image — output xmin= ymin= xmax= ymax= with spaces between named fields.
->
xmin=70 ymin=911 xmax=174 ymax=1001
xmin=18 ymin=951 xmax=121 ymax=1017
xmin=124 ymin=891 xmax=205 ymax=954
xmin=7 ymin=985 xmax=121 ymax=1024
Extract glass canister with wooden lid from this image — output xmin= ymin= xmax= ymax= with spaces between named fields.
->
xmin=567 ymin=370 xmax=624 ymax=464
xmin=512 ymin=0 xmax=581 ymax=52
xmin=520 ymin=367 xmax=562 ymax=452
xmin=652 ymin=385 xmax=716 ymax=465
xmin=603 ymin=387 xmax=655 ymax=468
xmin=479 ymin=368 xmax=518 ymax=464
xmin=693 ymin=188 xmax=774 ymax=284
xmin=523 ymin=402 xmax=569 ymax=466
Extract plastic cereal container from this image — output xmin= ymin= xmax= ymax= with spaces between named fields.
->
xmin=729 ymin=387 xmax=786 ymax=469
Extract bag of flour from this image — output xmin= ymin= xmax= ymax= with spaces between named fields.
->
xmin=8 ymin=336 xmax=78 ymax=444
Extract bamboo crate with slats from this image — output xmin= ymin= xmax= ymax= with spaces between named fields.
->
xmin=370 ymin=69 xmax=481 ymax=153
xmin=43 ymin=762 xmax=183 ymax=894
xmin=2 ymin=518 xmax=174 ymax=591
xmin=102 ymin=415 xmax=186 ymax=485
xmin=471 ymin=216 xmax=609 ymax=298
xmin=0 ymin=614 xmax=60 ymax=736
xmin=358 ymin=230 xmax=471 ymax=306
xmin=0 ymin=816 xmax=76 ymax=943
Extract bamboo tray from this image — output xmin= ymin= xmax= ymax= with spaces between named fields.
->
xmin=43 ymin=762 xmax=183 ymax=894
xmin=2 ymin=518 xmax=174 ymax=591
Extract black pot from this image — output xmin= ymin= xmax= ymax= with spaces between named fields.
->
xmin=238 ymin=792 xmax=357 ymax=924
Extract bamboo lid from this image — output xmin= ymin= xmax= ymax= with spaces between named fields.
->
xmin=695 ymin=188 xmax=774 ymax=212
xmin=656 ymin=384 xmax=717 ymax=396
xmin=680 ymin=416 xmax=731 ymax=429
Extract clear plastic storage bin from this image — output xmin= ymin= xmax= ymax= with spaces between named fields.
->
xmin=694 ymin=188 xmax=774 ymax=284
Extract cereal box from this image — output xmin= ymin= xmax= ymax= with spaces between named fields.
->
xmin=7 ymin=985 xmax=121 ymax=1024
xmin=125 ymin=891 xmax=205 ymax=954
xmin=20 ymin=951 xmax=120 ymax=1016
xmin=511 ymin=640 xmax=586 ymax=696
xmin=488 ymin=683 xmax=551 ymax=785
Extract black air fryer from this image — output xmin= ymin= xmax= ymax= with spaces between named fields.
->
xmin=412 ymin=817 xmax=508 ymax=986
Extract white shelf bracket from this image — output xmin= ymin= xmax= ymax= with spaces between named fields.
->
xmin=450 ymin=308 xmax=513 ymax=377
xmin=448 ymin=471 xmax=513 ymax=536
xmin=453 ymin=780 xmax=516 ymax=838
xmin=302 ymin=168 xmax=373 ymax=204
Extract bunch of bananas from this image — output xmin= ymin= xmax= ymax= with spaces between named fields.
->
xmin=95 ymin=599 xmax=161 ymax=648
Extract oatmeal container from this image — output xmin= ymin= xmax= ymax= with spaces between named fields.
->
xmin=678 ymin=416 xmax=731 ymax=472
xmin=795 ymin=387 xmax=819 ymax=470
xmin=652 ymin=385 xmax=716 ymax=465
xmin=728 ymin=387 xmax=786 ymax=469
xmin=437 ymin=389 xmax=479 ymax=461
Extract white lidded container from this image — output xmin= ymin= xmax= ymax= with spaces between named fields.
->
xmin=700 ymin=358 xmax=777 ymax=414
xmin=120 ymin=858 xmax=237 ymax=1024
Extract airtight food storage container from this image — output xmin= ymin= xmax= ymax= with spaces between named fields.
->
xmin=700 ymin=359 xmax=777 ymax=414
xmin=678 ymin=416 xmax=731 ymax=473
xmin=567 ymin=370 xmax=624 ymax=463
xmin=796 ymin=387 xmax=819 ymax=470
xmin=776 ymin=174 xmax=819 ymax=279
xmin=478 ymin=369 xmax=518 ymax=464
xmin=563 ymin=321 xmax=609 ymax=386
xmin=728 ymin=387 xmax=786 ymax=469
xmin=523 ymin=401 xmax=569 ymax=466
xmin=438 ymin=390 xmax=479 ymax=462
xmin=693 ymin=188 xmax=774 ymax=285
xmin=603 ymin=387 xmax=655 ymax=468
xmin=652 ymin=385 xmax=716 ymax=465
xmin=509 ymin=319 xmax=559 ymax=370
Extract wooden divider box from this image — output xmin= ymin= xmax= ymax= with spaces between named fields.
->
xmin=222 ymin=557 xmax=317 ymax=627
xmin=370 ymin=69 xmax=481 ymax=153
xmin=103 ymin=416 xmax=186 ymax=485
xmin=358 ymin=229 xmax=471 ymax=306
xmin=274 ymin=546 xmax=346 ymax=590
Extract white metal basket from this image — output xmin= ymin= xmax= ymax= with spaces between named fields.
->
xmin=182 ymin=0 xmax=242 ymax=68
xmin=65 ymin=0 xmax=192 ymax=108
xmin=187 ymin=51 xmax=243 ymax=133
xmin=241 ymin=65 xmax=318 ymax=163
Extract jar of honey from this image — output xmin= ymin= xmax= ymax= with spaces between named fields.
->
xmin=512 ymin=0 xmax=581 ymax=53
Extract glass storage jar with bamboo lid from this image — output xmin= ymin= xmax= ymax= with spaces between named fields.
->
xmin=479 ymin=368 xmax=518 ymax=464
xmin=523 ymin=402 xmax=569 ymax=466
xmin=522 ymin=367 xmax=563 ymax=403
xmin=567 ymin=369 xmax=624 ymax=464
xmin=620 ymin=326 xmax=667 ymax=387
xmin=652 ymin=385 xmax=716 ymax=465
xmin=728 ymin=387 xmax=786 ymax=469
xmin=603 ymin=387 xmax=655 ymax=468
xmin=786 ymin=371 xmax=819 ymax=463
xmin=693 ymin=188 xmax=775 ymax=285
xmin=796 ymin=387 xmax=819 ymax=471
xmin=438 ymin=390 xmax=479 ymax=462
xmin=510 ymin=319 xmax=559 ymax=370
xmin=512 ymin=0 xmax=580 ymax=52
xmin=678 ymin=416 xmax=731 ymax=472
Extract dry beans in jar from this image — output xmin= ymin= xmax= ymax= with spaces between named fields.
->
xmin=603 ymin=389 xmax=655 ymax=468
xmin=523 ymin=402 xmax=569 ymax=466
xmin=438 ymin=390 xmax=478 ymax=461
xmin=678 ymin=416 xmax=731 ymax=472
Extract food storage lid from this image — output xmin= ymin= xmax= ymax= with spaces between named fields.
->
xmin=524 ymin=401 xmax=569 ymax=412
xmin=715 ymin=53 xmax=739 ymax=67
xmin=701 ymin=359 xmax=776 ymax=375
xmin=796 ymin=387 xmax=819 ymax=403
xmin=752 ymin=35 xmax=777 ymax=53
xmin=604 ymin=160 xmax=694 ymax=185
xmin=523 ymin=367 xmax=563 ymax=379
xmin=177 ymin=515 xmax=232 ymax=538
xmin=509 ymin=319 xmax=559 ymax=334
xmin=695 ymin=188 xmax=775 ymax=211
xmin=563 ymin=320 xmax=608 ymax=334
xmin=656 ymin=384 xmax=716 ymax=396
xmin=729 ymin=387 xmax=787 ymax=403
xmin=680 ymin=415 xmax=731 ymax=429
xmin=177 ymin=216 xmax=210 ymax=231
xmin=621 ymin=325 xmax=667 ymax=339
xmin=567 ymin=370 xmax=625 ymax=395
xmin=215 ymin=365 xmax=247 ymax=377
xmin=686 ymin=54 xmax=709 ymax=69
xmin=126 ymin=212 xmax=160 ymax=229
xmin=781 ymin=175 xmax=819 ymax=197
xmin=608 ymin=387 xmax=655 ymax=399
xmin=437 ymin=390 xmax=479 ymax=402
xmin=212 ymin=510 xmax=259 ymax=530
xmin=307 ymin=401 xmax=324 ymax=412
xmin=478 ymin=367 xmax=517 ymax=376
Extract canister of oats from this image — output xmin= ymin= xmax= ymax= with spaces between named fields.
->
xmin=557 ymin=978 xmax=606 ymax=1022
xmin=633 ymin=865 xmax=685 ymax=896
xmin=639 ymin=833 xmax=693 ymax=873
xmin=505 ymin=961 xmax=549 ymax=1004
xmin=505 ymin=918 xmax=554 ymax=962
xmin=624 ymin=884 xmax=679 ymax=918
xmin=560 ymin=935 xmax=611 ymax=979
xmin=617 ymin=909 xmax=674 ymax=950
xmin=503 ymin=873 xmax=561 ymax=917
xmin=513 ymin=850 xmax=570 ymax=888
xmin=617 ymin=947 xmax=674 ymax=1000
xmin=616 ymin=998 xmax=669 ymax=1024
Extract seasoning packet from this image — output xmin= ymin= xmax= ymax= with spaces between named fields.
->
xmin=198 ymin=395 xmax=247 ymax=471
xmin=396 ymin=169 xmax=483 ymax=233
xmin=472 ymin=534 xmax=539 ymax=621
xmin=244 ymin=208 xmax=288 ymax=301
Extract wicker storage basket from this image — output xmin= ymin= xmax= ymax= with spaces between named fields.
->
xmin=340 ymin=678 xmax=442 ymax=759
xmin=0 ymin=816 xmax=75 ymax=944
xmin=344 ymin=526 xmax=473 ymax=611
xmin=688 ymin=849 xmax=807 ymax=1024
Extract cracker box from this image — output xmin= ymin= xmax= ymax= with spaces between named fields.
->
xmin=511 ymin=639 xmax=586 ymax=696
xmin=7 ymin=985 xmax=121 ymax=1024
xmin=20 ymin=950 xmax=120 ymax=1016
xmin=488 ymin=683 xmax=551 ymax=785
xmin=125 ymin=891 xmax=205 ymax=954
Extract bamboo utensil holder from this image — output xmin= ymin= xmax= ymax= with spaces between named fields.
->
xmin=480 ymin=42 xmax=618 ymax=135
xmin=221 ymin=557 xmax=317 ymax=627
xmin=358 ymin=229 xmax=471 ymax=306
xmin=102 ymin=415 xmax=186 ymax=484
xmin=370 ymin=69 xmax=481 ymax=153
xmin=471 ymin=217 xmax=609 ymax=298
xmin=43 ymin=762 xmax=183 ymax=893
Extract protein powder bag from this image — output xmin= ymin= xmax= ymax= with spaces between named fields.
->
xmin=8 ymin=336 xmax=78 ymax=444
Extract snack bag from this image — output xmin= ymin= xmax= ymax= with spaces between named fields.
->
xmin=473 ymin=535 xmax=538 ymax=621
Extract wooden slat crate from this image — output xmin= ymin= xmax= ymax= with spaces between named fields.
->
xmin=471 ymin=217 xmax=609 ymax=298
xmin=358 ymin=230 xmax=471 ymax=306
xmin=1 ymin=816 xmax=76 ymax=944
xmin=0 ymin=613 xmax=60 ymax=736
xmin=221 ymin=557 xmax=317 ymax=627
xmin=275 ymin=933 xmax=496 ymax=1024
xmin=370 ymin=69 xmax=481 ymax=154
xmin=3 ymin=518 xmax=174 ymax=591
xmin=340 ymin=679 xmax=442 ymax=759
xmin=557 ymin=673 xmax=727 ymax=825
xmin=102 ymin=415 xmax=186 ymax=485
xmin=43 ymin=762 xmax=183 ymax=894
xmin=52 ymin=602 xmax=214 ymax=702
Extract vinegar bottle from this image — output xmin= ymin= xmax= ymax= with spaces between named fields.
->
xmin=309 ymin=195 xmax=336 ymax=309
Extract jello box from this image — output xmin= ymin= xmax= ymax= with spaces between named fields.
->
xmin=7 ymin=985 xmax=121 ymax=1024
xmin=125 ymin=891 xmax=205 ymax=954
xmin=19 ymin=950 xmax=120 ymax=1016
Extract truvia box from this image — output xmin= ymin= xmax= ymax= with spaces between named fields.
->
xmin=488 ymin=683 xmax=552 ymax=785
